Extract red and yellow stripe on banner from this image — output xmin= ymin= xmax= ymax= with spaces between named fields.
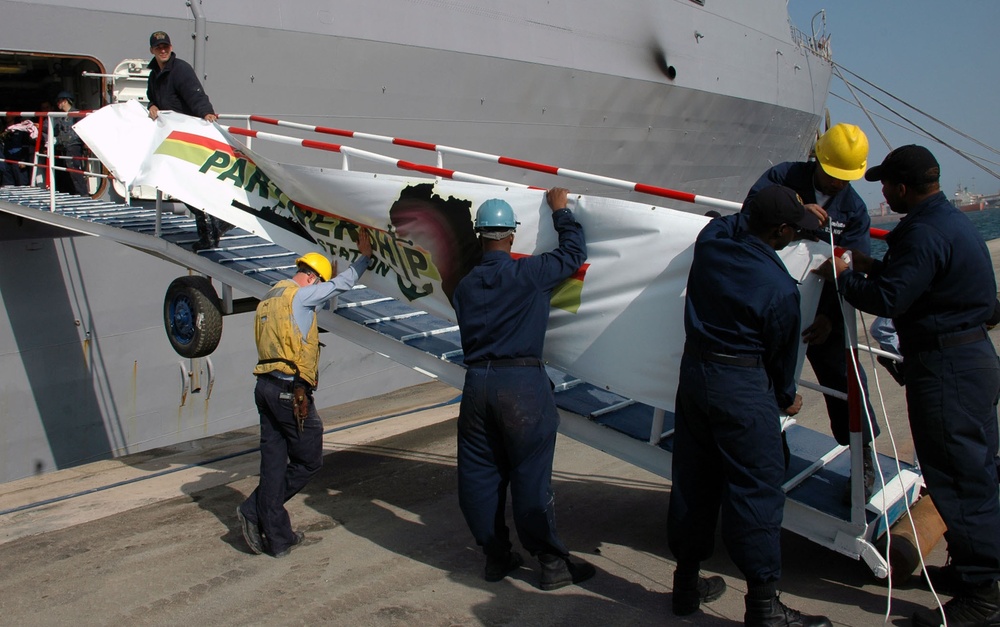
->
xmin=154 ymin=130 xmax=234 ymax=166
xmin=512 ymin=253 xmax=589 ymax=314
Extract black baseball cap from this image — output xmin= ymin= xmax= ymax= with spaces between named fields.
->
xmin=864 ymin=145 xmax=940 ymax=186
xmin=150 ymin=31 xmax=171 ymax=47
xmin=744 ymin=185 xmax=819 ymax=230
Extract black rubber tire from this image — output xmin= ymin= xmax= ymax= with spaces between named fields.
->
xmin=164 ymin=276 xmax=223 ymax=358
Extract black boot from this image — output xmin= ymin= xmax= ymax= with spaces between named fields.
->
xmin=216 ymin=218 xmax=234 ymax=240
xmin=538 ymin=553 xmax=596 ymax=591
xmin=191 ymin=214 xmax=215 ymax=251
xmin=912 ymin=581 xmax=1000 ymax=627
xmin=484 ymin=550 xmax=523 ymax=582
xmin=672 ymin=567 xmax=726 ymax=616
xmin=744 ymin=592 xmax=832 ymax=627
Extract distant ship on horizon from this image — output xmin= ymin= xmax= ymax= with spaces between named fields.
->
xmin=951 ymin=185 xmax=1000 ymax=212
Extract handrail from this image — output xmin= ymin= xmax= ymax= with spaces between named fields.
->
xmin=242 ymin=115 xmax=896 ymax=240
xmin=0 ymin=108 xmax=895 ymax=239
xmin=246 ymin=115 xmax=744 ymax=212
xmin=224 ymin=126 xmax=529 ymax=188
xmin=0 ymin=110 xmax=91 ymax=118
xmin=1 ymin=110 xmax=100 ymax=209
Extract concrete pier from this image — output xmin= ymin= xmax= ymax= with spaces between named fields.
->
xmin=1 ymin=241 xmax=998 ymax=626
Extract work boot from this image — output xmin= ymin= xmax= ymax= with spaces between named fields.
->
xmin=672 ymin=568 xmax=726 ymax=616
xmin=235 ymin=505 xmax=263 ymax=555
xmin=271 ymin=531 xmax=305 ymax=558
xmin=191 ymin=215 xmax=215 ymax=251
xmin=744 ymin=593 xmax=833 ymax=627
xmin=912 ymin=581 xmax=1000 ymax=627
xmin=538 ymin=553 xmax=596 ymax=591
xmin=216 ymin=219 xmax=235 ymax=239
xmin=484 ymin=550 xmax=524 ymax=582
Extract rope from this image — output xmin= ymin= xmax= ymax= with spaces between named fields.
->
xmin=831 ymin=65 xmax=1000 ymax=183
xmin=827 ymin=234 xmax=948 ymax=624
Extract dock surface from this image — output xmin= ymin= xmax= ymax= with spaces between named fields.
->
xmin=3 ymin=241 xmax=1000 ymax=626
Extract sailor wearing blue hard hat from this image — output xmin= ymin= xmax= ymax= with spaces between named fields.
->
xmin=450 ymin=189 xmax=593 ymax=591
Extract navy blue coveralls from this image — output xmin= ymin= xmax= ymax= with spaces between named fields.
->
xmin=747 ymin=162 xmax=879 ymax=445
xmin=450 ymin=207 xmax=586 ymax=561
xmin=667 ymin=213 xmax=801 ymax=585
xmin=838 ymin=191 xmax=1000 ymax=587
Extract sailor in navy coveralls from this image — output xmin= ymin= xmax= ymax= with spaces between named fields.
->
xmin=818 ymin=145 xmax=1000 ymax=627
xmin=450 ymin=188 xmax=594 ymax=590
xmin=668 ymin=185 xmax=832 ymax=627
xmin=746 ymin=124 xmax=880 ymax=497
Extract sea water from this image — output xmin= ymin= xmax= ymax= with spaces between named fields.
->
xmin=870 ymin=207 xmax=1000 ymax=259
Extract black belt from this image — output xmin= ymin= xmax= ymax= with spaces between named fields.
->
xmin=685 ymin=347 xmax=762 ymax=368
xmin=466 ymin=357 xmax=543 ymax=368
xmin=903 ymin=326 xmax=988 ymax=354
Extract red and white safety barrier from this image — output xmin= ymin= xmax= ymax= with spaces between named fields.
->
xmin=246 ymin=115 xmax=744 ymax=212
xmin=225 ymin=126 xmax=525 ymax=188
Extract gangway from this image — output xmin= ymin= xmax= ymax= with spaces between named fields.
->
xmin=0 ymin=181 xmax=924 ymax=579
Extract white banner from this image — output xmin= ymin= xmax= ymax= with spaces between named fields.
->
xmin=75 ymin=104 xmax=827 ymax=411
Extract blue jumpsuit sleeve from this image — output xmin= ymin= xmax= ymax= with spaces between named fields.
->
xmin=763 ymin=290 xmax=802 ymax=410
xmin=840 ymin=225 xmax=942 ymax=318
xmin=523 ymin=208 xmax=587 ymax=291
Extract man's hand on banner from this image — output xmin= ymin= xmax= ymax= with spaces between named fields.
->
xmin=358 ymin=228 xmax=373 ymax=257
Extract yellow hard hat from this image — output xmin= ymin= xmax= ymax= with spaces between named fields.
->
xmin=815 ymin=123 xmax=869 ymax=181
xmin=295 ymin=252 xmax=333 ymax=282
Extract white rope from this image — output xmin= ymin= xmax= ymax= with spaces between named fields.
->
xmin=827 ymin=230 xmax=948 ymax=625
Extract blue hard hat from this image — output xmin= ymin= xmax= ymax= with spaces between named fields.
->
xmin=474 ymin=199 xmax=519 ymax=230
xmin=56 ymin=91 xmax=74 ymax=103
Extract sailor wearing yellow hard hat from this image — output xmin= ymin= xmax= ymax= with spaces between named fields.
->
xmin=742 ymin=123 xmax=881 ymax=504
xmin=238 ymin=230 xmax=373 ymax=558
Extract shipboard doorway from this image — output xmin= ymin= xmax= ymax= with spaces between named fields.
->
xmin=0 ymin=50 xmax=108 ymax=197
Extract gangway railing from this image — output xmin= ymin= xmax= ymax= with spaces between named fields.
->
xmin=243 ymin=115 xmax=745 ymax=213
xmin=1 ymin=110 xmax=109 ymax=205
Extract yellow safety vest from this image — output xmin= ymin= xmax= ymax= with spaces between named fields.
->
xmin=252 ymin=279 xmax=320 ymax=387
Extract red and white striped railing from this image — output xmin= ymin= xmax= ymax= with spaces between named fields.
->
xmin=224 ymin=126 xmax=523 ymax=188
xmin=0 ymin=108 xmax=890 ymax=241
xmin=245 ymin=115 xmax=744 ymax=213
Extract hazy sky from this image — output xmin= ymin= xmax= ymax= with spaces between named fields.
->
xmin=786 ymin=1 xmax=1000 ymax=210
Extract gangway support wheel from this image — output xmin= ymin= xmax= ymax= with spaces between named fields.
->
xmin=164 ymin=276 xmax=223 ymax=358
